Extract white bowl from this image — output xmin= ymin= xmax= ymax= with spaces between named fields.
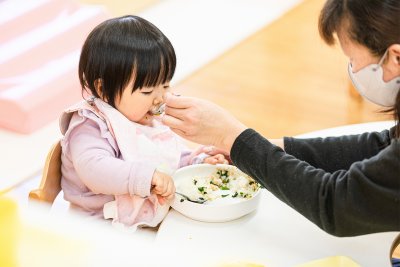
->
xmin=171 ymin=164 xmax=261 ymax=222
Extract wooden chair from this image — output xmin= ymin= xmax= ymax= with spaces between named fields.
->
xmin=29 ymin=140 xmax=62 ymax=204
xmin=391 ymin=234 xmax=400 ymax=261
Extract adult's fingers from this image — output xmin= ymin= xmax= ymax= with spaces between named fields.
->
xmin=169 ymin=127 xmax=189 ymax=138
xmin=164 ymin=92 xmax=194 ymax=109
xmin=162 ymin=114 xmax=185 ymax=130
xmin=164 ymin=105 xmax=187 ymax=121
xmin=163 ymin=115 xmax=192 ymax=138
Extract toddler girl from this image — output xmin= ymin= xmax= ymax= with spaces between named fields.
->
xmin=59 ymin=15 xmax=228 ymax=231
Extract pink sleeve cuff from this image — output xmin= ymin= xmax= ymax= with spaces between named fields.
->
xmin=190 ymin=153 xmax=209 ymax=165
xmin=179 ymin=145 xmax=208 ymax=167
xmin=128 ymin=162 xmax=155 ymax=197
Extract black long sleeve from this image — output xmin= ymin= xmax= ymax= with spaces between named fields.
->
xmin=231 ymin=128 xmax=400 ymax=237
xmin=284 ymin=128 xmax=394 ymax=172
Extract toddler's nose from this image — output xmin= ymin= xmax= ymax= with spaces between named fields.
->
xmin=155 ymin=91 xmax=166 ymax=105
xmin=153 ymin=97 xmax=162 ymax=106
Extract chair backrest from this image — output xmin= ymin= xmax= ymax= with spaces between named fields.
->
xmin=391 ymin=234 xmax=400 ymax=261
xmin=29 ymin=140 xmax=62 ymax=204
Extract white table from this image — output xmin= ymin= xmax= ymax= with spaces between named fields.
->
xmin=156 ymin=120 xmax=398 ymax=267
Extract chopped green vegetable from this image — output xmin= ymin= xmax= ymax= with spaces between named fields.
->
xmin=187 ymin=167 xmax=259 ymax=202
xmin=217 ymin=169 xmax=229 ymax=178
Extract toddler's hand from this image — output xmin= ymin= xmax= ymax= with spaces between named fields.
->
xmin=201 ymin=146 xmax=231 ymax=164
xmin=203 ymin=154 xmax=229 ymax=165
xmin=151 ymin=170 xmax=175 ymax=205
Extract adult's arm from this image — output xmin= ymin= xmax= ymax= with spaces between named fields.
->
xmin=283 ymin=128 xmax=394 ymax=172
xmin=231 ymin=129 xmax=400 ymax=237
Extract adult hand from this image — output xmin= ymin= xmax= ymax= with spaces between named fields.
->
xmin=162 ymin=93 xmax=247 ymax=152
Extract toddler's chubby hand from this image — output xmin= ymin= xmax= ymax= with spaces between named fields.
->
xmin=151 ymin=170 xmax=175 ymax=205
xmin=202 ymin=146 xmax=230 ymax=165
xmin=203 ymin=154 xmax=229 ymax=165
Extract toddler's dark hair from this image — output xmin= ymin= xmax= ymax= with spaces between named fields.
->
xmin=78 ymin=15 xmax=176 ymax=107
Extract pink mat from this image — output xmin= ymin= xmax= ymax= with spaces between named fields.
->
xmin=0 ymin=0 xmax=109 ymax=134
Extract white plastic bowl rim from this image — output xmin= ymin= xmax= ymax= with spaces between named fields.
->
xmin=171 ymin=164 xmax=261 ymax=222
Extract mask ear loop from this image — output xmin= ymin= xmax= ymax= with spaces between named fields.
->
xmin=373 ymin=49 xmax=389 ymax=71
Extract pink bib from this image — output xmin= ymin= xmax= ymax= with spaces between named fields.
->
xmin=61 ymin=98 xmax=183 ymax=231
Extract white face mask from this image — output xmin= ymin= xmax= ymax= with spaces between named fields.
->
xmin=348 ymin=50 xmax=400 ymax=107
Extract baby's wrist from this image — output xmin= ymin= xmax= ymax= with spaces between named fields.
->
xmin=191 ymin=153 xmax=209 ymax=165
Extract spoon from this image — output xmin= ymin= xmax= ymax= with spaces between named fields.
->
xmin=175 ymin=192 xmax=208 ymax=204
xmin=151 ymin=104 xmax=166 ymax=116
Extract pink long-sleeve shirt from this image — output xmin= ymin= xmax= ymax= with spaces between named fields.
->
xmin=60 ymin=106 xmax=204 ymax=217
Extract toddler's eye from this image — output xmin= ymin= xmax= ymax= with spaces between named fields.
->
xmin=141 ymin=91 xmax=153 ymax=95
xmin=163 ymin=85 xmax=170 ymax=89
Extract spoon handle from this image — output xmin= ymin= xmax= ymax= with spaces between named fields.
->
xmin=175 ymin=192 xmax=206 ymax=204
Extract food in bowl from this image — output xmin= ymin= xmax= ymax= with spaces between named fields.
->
xmin=172 ymin=164 xmax=262 ymax=222
xmin=176 ymin=165 xmax=260 ymax=205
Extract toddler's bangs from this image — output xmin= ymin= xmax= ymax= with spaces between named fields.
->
xmin=131 ymin=44 xmax=176 ymax=90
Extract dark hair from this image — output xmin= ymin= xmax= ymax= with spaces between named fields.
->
xmin=318 ymin=0 xmax=400 ymax=137
xmin=78 ymin=15 xmax=176 ymax=107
